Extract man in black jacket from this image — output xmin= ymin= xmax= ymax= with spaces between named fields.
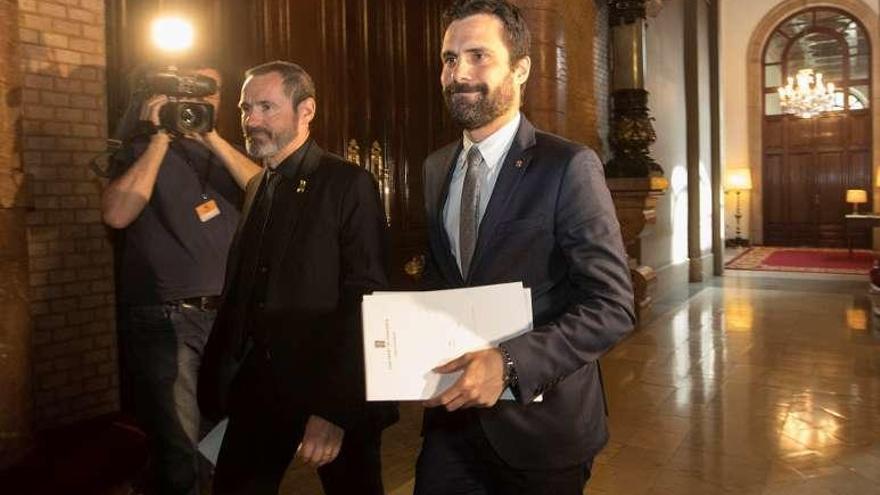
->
xmin=199 ymin=60 xmax=396 ymax=495
xmin=415 ymin=1 xmax=636 ymax=493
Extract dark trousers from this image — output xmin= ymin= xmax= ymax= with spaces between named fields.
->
xmin=212 ymin=348 xmax=385 ymax=495
xmin=118 ymin=303 xmax=215 ymax=495
xmin=414 ymin=411 xmax=592 ymax=495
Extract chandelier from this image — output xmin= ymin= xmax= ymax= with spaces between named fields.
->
xmin=777 ymin=69 xmax=836 ymax=118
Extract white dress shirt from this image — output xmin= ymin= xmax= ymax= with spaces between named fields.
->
xmin=444 ymin=112 xmax=522 ymax=272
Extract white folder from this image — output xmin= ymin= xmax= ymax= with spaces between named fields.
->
xmin=362 ymin=282 xmax=534 ymax=401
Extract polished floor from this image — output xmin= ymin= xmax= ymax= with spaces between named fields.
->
xmin=280 ymin=273 xmax=880 ymax=494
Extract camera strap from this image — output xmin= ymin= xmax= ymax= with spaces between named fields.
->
xmin=172 ymin=139 xmax=215 ymax=200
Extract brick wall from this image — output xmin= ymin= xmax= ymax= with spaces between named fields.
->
xmin=17 ymin=0 xmax=117 ymax=429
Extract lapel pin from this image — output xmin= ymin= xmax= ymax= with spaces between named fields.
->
xmin=296 ymin=179 xmax=307 ymax=193
xmin=515 ymin=159 xmax=524 ymax=168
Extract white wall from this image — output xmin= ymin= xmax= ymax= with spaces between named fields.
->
xmin=642 ymin=0 xmax=688 ymax=270
xmin=641 ymin=0 xmax=715 ymax=276
xmin=720 ymin=0 xmax=880 ymax=241
xmin=699 ymin=0 xmax=713 ymax=255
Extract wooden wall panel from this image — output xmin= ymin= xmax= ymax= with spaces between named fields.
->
xmin=849 ymin=111 xmax=871 ymax=148
xmin=814 ymin=115 xmax=843 ymax=149
xmin=764 ymin=98 xmax=871 ymax=247
xmin=105 ymin=0 xmax=604 ymax=280
xmin=763 ymin=119 xmax=784 ymax=150
xmin=787 ymin=118 xmax=814 ymax=149
xmin=763 ymin=154 xmax=786 ymax=224
xmin=815 ymin=152 xmax=844 ymax=226
xmin=787 ymin=152 xmax=815 ymax=226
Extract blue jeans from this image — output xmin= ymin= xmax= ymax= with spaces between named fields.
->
xmin=119 ymin=303 xmax=215 ymax=495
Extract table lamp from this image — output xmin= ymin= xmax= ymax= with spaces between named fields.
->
xmin=846 ymin=189 xmax=867 ymax=214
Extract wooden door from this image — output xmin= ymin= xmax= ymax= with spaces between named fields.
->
xmin=107 ymin=0 xmax=458 ymax=287
xmin=761 ymin=7 xmax=873 ymax=248
xmin=763 ymin=111 xmax=872 ymax=247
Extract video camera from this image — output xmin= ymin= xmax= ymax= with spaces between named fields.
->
xmin=141 ymin=70 xmax=218 ymax=134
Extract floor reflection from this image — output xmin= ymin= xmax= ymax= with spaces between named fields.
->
xmin=279 ymin=275 xmax=880 ymax=494
xmin=593 ymin=276 xmax=880 ymax=494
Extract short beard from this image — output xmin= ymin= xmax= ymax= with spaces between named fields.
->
xmin=244 ymin=126 xmax=296 ymax=159
xmin=443 ymin=74 xmax=515 ymax=130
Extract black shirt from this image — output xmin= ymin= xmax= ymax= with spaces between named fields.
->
xmin=111 ymin=136 xmax=242 ymax=304
xmin=228 ymin=140 xmax=312 ymax=343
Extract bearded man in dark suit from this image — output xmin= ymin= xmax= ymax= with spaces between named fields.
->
xmin=199 ymin=60 xmax=396 ymax=495
xmin=414 ymin=1 xmax=636 ymax=493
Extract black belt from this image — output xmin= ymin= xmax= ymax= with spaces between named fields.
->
xmin=168 ymin=296 xmax=220 ymax=311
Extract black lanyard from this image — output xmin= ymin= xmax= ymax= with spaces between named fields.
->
xmin=172 ymin=139 xmax=214 ymax=200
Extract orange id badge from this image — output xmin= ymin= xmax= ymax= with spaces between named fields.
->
xmin=195 ymin=199 xmax=221 ymax=222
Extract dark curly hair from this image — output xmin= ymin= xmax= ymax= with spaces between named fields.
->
xmin=443 ymin=0 xmax=532 ymax=63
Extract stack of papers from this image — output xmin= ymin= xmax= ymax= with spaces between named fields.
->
xmin=362 ymin=282 xmax=533 ymax=401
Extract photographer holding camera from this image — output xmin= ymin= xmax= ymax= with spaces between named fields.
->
xmin=102 ymin=65 xmax=260 ymax=495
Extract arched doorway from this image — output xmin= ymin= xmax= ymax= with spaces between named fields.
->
xmin=762 ymin=7 xmax=872 ymax=247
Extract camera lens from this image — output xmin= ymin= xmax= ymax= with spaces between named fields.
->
xmin=181 ymin=107 xmax=199 ymax=124
xmin=159 ymin=101 xmax=213 ymax=134
xmin=179 ymin=105 xmax=204 ymax=131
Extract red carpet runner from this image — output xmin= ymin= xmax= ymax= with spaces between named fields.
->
xmin=725 ymin=247 xmax=875 ymax=275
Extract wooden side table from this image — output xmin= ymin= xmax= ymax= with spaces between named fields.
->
xmin=844 ymin=214 xmax=880 ymax=255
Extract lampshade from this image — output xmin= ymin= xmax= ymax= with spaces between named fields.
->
xmin=846 ymin=189 xmax=868 ymax=204
xmin=725 ymin=169 xmax=753 ymax=191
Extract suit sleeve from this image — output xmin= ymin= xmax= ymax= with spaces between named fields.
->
xmin=311 ymin=170 xmax=389 ymax=430
xmin=501 ymin=148 xmax=636 ymax=404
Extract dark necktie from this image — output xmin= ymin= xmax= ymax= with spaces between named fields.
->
xmin=247 ymin=170 xmax=282 ymax=243
xmin=234 ymin=170 xmax=281 ymax=310
xmin=459 ymin=146 xmax=483 ymax=277
xmin=241 ymin=169 xmax=282 ymax=345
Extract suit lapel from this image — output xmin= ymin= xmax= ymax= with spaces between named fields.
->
xmin=240 ymin=170 xmax=265 ymax=220
xmin=467 ymin=118 xmax=537 ymax=282
xmin=223 ymin=170 xmax=266 ymax=299
xmin=271 ymin=142 xmax=324 ymax=272
xmin=432 ymin=143 xmax=465 ymax=286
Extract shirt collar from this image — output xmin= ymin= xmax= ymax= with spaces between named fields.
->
xmin=269 ymin=139 xmax=313 ymax=180
xmin=461 ymin=112 xmax=521 ymax=171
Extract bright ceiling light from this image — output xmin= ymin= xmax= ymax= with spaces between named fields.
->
xmin=151 ymin=16 xmax=194 ymax=53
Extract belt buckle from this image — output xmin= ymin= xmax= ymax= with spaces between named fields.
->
xmin=175 ymin=296 xmax=216 ymax=311
xmin=178 ymin=300 xmax=199 ymax=311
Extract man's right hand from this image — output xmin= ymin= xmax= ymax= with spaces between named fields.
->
xmin=139 ymin=95 xmax=169 ymax=126
xmin=101 ymin=96 xmax=171 ymax=229
xmin=296 ymin=415 xmax=344 ymax=468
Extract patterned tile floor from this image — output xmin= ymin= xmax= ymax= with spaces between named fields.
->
xmin=280 ymin=273 xmax=880 ymax=494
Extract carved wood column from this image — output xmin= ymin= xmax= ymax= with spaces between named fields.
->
xmin=0 ymin=0 xmax=33 ymax=468
xmin=606 ymin=0 xmax=668 ymax=320
xmin=606 ymin=0 xmax=663 ymax=177
xmin=514 ymin=0 xmax=602 ymax=150
xmin=512 ymin=0 xmax=669 ymax=319
xmin=607 ymin=177 xmax=668 ymax=320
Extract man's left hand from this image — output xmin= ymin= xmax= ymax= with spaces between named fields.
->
xmin=424 ymin=348 xmax=505 ymax=411
xmin=296 ymin=415 xmax=344 ymax=468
